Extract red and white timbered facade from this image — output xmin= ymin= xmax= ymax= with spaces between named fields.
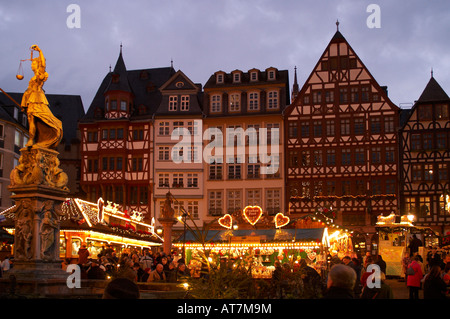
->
xmin=285 ymin=30 xmax=400 ymax=233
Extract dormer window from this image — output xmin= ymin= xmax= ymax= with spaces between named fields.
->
xmin=268 ymin=70 xmax=276 ymax=80
xmin=169 ymin=96 xmax=178 ymax=111
xmin=216 ymin=72 xmax=224 ymax=84
xmin=181 ymin=95 xmax=190 ymax=111
xmin=250 ymin=71 xmax=258 ymax=82
xmin=232 ymin=72 xmax=241 ymax=83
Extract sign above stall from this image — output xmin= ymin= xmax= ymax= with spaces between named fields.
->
xmin=274 ymin=213 xmax=290 ymax=228
xmin=243 ymin=206 xmax=263 ymax=225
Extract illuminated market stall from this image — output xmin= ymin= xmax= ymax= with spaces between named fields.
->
xmin=174 ymin=206 xmax=353 ymax=278
xmin=0 ymin=198 xmax=163 ymax=261
xmin=375 ymin=213 xmax=439 ymax=277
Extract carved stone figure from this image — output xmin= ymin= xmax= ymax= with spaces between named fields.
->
xmin=9 ymin=147 xmax=68 ymax=191
xmin=39 ymin=200 xmax=61 ymax=260
xmin=161 ymin=192 xmax=175 ymax=219
xmin=20 ymin=45 xmax=63 ymax=149
xmin=13 ymin=199 xmax=34 ymax=260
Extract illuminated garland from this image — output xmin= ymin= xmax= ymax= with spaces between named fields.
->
xmin=291 ymin=194 xmax=397 ymax=200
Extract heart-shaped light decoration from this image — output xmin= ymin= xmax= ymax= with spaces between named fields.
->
xmin=274 ymin=212 xmax=290 ymax=228
xmin=243 ymin=206 xmax=263 ymax=225
xmin=218 ymin=214 xmax=233 ymax=229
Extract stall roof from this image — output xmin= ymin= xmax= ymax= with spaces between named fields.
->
xmin=175 ymin=228 xmax=325 ymax=243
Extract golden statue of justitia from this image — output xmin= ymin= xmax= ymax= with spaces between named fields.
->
xmin=20 ymin=45 xmax=63 ymax=149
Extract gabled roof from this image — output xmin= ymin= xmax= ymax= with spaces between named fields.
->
xmin=417 ymin=76 xmax=449 ymax=102
xmin=154 ymin=70 xmax=204 ymax=116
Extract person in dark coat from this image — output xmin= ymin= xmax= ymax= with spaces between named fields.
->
xmin=375 ymin=254 xmax=387 ymax=274
xmin=423 ymin=265 xmax=447 ymax=299
xmin=408 ymin=234 xmax=422 ymax=256
xmin=322 ymin=264 xmax=356 ymax=299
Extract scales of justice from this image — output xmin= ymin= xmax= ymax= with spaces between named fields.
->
xmin=0 ymin=45 xmax=71 ymax=296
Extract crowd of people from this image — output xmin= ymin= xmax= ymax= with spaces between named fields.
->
xmin=322 ymin=249 xmax=450 ymax=299
xmin=64 ymin=244 xmax=191 ymax=284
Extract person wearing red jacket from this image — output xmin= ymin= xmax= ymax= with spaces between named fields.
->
xmin=406 ymin=255 xmax=423 ymax=299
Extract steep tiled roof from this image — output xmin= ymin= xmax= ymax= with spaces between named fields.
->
xmin=417 ymin=76 xmax=449 ymax=102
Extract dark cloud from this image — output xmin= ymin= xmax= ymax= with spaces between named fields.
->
xmin=1 ymin=0 xmax=449 ymax=110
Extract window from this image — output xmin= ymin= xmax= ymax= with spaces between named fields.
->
xmin=228 ymin=162 xmax=242 ymax=179
xmin=180 ymin=95 xmax=189 ymax=111
xmin=437 ymin=132 xmax=447 ymax=149
xmin=313 ymin=181 xmax=323 ymax=196
xmin=132 ymin=157 xmax=143 ymax=171
xmin=326 ymin=120 xmax=335 ymax=136
xmin=384 ymin=117 xmax=395 ymax=133
xmin=227 ymin=190 xmax=242 ymax=214
xmin=14 ymin=130 xmax=21 ymax=147
xmin=110 ymin=100 xmax=117 ymax=111
xmin=250 ymin=71 xmax=258 ymax=82
xmin=233 ymin=72 xmax=241 ymax=83
xmin=326 ymin=150 xmax=336 ymax=166
xmin=87 ymin=131 xmax=97 ymax=142
xmin=356 ymin=180 xmax=366 ymax=194
xmin=385 ymin=146 xmax=395 ymax=163
xmin=418 ymin=105 xmax=432 ymax=120
xmin=159 ymin=122 xmax=170 ymax=136
xmin=326 ymin=181 xmax=336 ymax=195
xmin=340 ymin=119 xmax=350 ymax=135
xmin=301 ymin=181 xmax=310 ymax=198
xmin=423 ymin=133 xmax=433 ymax=150
xmin=418 ymin=197 xmax=431 ymax=217
xmin=268 ymin=70 xmax=276 ymax=80
xmin=355 ymin=148 xmax=365 ymax=165
xmin=405 ymin=197 xmax=416 ymax=215
xmin=120 ymin=100 xmax=127 ymax=111
xmin=313 ymin=91 xmax=322 ymax=104
xmin=350 ymin=87 xmax=359 ymax=102
xmin=371 ymin=147 xmax=381 ymax=164
xmin=313 ymin=121 xmax=322 ymax=137
xmin=102 ymin=129 xmax=108 ymax=140
xmin=289 ymin=151 xmax=299 ymax=167
xmin=169 ymin=96 xmax=177 ymax=111
xmin=386 ymin=179 xmax=396 ymax=194
xmin=158 ymin=147 xmax=170 ymax=161
xmin=424 ymin=164 xmax=433 ymax=181
xmin=172 ymin=173 xmax=184 ymax=187
xmin=133 ymin=129 xmax=144 ymax=140
xmin=266 ymin=189 xmax=280 ymax=215
xmin=139 ymin=187 xmax=148 ymax=205
xmin=341 ymin=149 xmax=352 ymax=165
xmin=102 ymin=157 xmax=108 ymax=171
xmin=247 ymin=163 xmax=260 ymax=179
xmin=246 ymin=189 xmax=261 ymax=206
xmin=288 ymin=121 xmax=298 ymax=138
xmin=266 ymin=123 xmax=279 ymax=144
xmin=216 ymin=73 xmax=224 ymax=84
xmin=229 ymin=93 xmax=240 ymax=112
xmin=412 ymin=165 xmax=422 ymax=181
xmin=211 ymin=94 xmax=221 ymax=113
xmin=116 ymin=157 xmax=123 ymax=171
xmin=158 ymin=174 xmax=169 ymax=187
xmin=342 ymin=181 xmax=351 ymax=195
xmin=436 ymin=104 xmax=449 ymax=119
xmin=187 ymin=201 xmax=199 ymax=219
xmin=313 ymin=150 xmax=323 ymax=166
xmin=325 ymin=90 xmax=334 ymax=103
xmin=354 ymin=118 xmax=365 ymax=135
xmin=300 ymin=122 xmax=310 ymax=138
xmin=248 ymin=92 xmax=259 ymax=110
xmin=438 ymin=164 xmax=448 ymax=181
xmin=411 ymin=134 xmax=421 ymax=151
xmin=209 ymin=162 xmax=223 ymax=180
xmin=109 ymin=129 xmax=116 ymax=140
xmin=267 ymin=91 xmax=279 ymax=109
xmin=339 ymin=87 xmax=348 ymax=103
xmin=208 ymin=191 xmax=223 ymax=216
xmin=371 ymin=180 xmax=381 ymax=195
xmin=370 ymin=117 xmax=381 ymax=134
xmin=301 ymin=151 xmax=310 ymax=167
xmin=187 ymin=174 xmax=198 ymax=187
xmin=361 ymin=86 xmax=370 ymax=102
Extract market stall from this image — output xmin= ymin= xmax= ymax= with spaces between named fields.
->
xmin=0 ymin=197 xmax=163 ymax=262
xmin=174 ymin=205 xmax=353 ymax=279
xmin=375 ymin=213 xmax=439 ymax=277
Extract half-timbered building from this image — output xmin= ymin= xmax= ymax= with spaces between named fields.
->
xmin=79 ymin=48 xmax=175 ymax=223
xmin=284 ymin=28 xmax=400 ymax=235
xmin=399 ymin=75 xmax=450 ymax=234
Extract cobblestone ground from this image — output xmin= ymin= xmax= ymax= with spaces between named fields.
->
xmin=385 ymin=278 xmax=423 ymax=299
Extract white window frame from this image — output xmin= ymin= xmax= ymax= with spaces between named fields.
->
xmin=211 ymin=94 xmax=222 ymax=113
xmin=267 ymin=90 xmax=279 ymax=110
xmin=181 ymin=95 xmax=190 ymax=111
xmin=169 ymin=95 xmax=178 ymax=111
xmin=248 ymin=92 xmax=259 ymax=111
